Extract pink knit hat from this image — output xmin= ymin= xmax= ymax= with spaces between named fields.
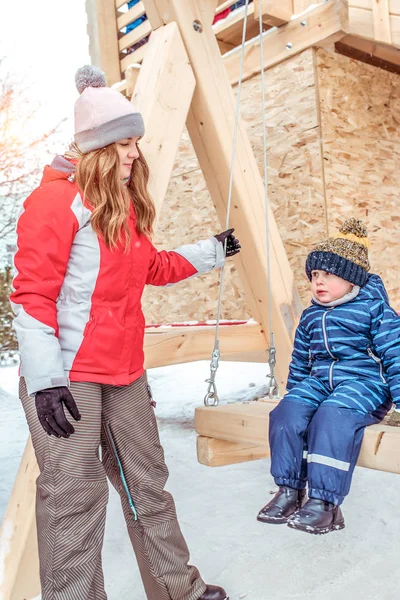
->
xmin=74 ymin=65 xmax=145 ymax=154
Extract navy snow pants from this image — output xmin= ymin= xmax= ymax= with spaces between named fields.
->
xmin=269 ymin=376 xmax=392 ymax=505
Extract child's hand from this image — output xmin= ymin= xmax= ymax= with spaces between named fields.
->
xmin=214 ymin=228 xmax=241 ymax=257
xmin=387 ymin=408 xmax=400 ymax=427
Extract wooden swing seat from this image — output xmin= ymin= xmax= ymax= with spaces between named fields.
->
xmin=195 ymin=400 xmax=400 ymax=473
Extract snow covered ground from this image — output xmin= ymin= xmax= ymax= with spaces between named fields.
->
xmin=1 ymin=360 xmax=400 ymax=600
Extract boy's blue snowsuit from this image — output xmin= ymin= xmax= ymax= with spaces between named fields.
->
xmin=270 ymin=275 xmax=400 ymax=505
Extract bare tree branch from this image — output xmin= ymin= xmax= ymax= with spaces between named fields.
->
xmin=0 ymin=58 xmax=66 ymax=245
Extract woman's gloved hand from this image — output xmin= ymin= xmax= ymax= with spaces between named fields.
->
xmin=35 ymin=386 xmax=81 ymax=438
xmin=214 ymin=228 xmax=241 ymax=257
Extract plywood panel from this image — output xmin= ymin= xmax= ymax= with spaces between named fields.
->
xmin=244 ymin=49 xmax=327 ymax=305
xmin=143 ymin=46 xmax=400 ymax=324
xmin=142 ymin=48 xmax=324 ymax=323
xmin=316 ymin=47 xmax=400 ymax=306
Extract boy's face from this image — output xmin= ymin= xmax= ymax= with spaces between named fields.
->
xmin=311 ymin=270 xmax=353 ymax=303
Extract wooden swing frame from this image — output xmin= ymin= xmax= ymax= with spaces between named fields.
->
xmin=2 ymin=1 xmax=400 ymax=597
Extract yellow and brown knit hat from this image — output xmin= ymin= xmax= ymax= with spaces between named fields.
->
xmin=305 ymin=218 xmax=370 ymax=286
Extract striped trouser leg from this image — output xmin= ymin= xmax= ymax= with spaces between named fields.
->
xmin=101 ymin=375 xmax=207 ymax=600
xmin=20 ymin=378 xmax=109 ymax=600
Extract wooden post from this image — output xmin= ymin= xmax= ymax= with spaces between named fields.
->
xmin=132 ymin=21 xmax=196 ymax=213
xmin=85 ymin=0 xmax=121 ymax=86
xmin=253 ymin=0 xmax=294 ymax=27
xmin=142 ymin=0 xmax=166 ymax=29
xmin=0 ymin=438 xmax=40 ymax=600
xmin=152 ymin=0 xmax=304 ymax=389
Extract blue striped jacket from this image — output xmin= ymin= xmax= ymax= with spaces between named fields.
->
xmin=287 ymin=274 xmax=400 ymax=408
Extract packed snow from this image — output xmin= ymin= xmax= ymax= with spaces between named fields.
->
xmin=1 ymin=360 xmax=400 ymax=600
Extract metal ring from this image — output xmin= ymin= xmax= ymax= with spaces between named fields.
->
xmin=204 ymin=392 xmax=219 ymax=407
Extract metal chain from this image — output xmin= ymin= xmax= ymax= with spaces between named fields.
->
xmin=205 ymin=0 xmax=281 ymax=405
xmin=204 ymin=0 xmax=251 ymax=407
xmin=258 ymin=3 xmax=280 ymax=400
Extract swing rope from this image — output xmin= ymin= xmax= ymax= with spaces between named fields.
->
xmin=204 ymin=0 xmax=251 ymax=407
xmin=204 ymin=0 xmax=279 ymax=406
xmin=258 ymin=0 xmax=279 ymax=400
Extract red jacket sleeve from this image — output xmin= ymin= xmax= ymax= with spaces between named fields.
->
xmin=146 ymin=237 xmax=225 ymax=286
xmin=10 ymin=184 xmax=79 ymax=395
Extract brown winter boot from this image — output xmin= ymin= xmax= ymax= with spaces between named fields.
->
xmin=257 ymin=486 xmax=307 ymax=524
xmin=198 ymin=584 xmax=229 ymax=600
xmin=287 ymin=498 xmax=345 ymax=535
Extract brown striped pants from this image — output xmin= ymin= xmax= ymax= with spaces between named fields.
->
xmin=20 ymin=375 xmax=207 ymax=600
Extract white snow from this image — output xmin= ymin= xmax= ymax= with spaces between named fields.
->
xmin=1 ymin=361 xmax=400 ymax=599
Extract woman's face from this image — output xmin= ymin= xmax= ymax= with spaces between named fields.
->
xmin=116 ymin=137 xmax=141 ymax=180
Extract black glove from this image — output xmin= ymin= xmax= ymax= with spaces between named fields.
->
xmin=35 ymin=386 xmax=81 ymax=438
xmin=214 ymin=228 xmax=241 ymax=257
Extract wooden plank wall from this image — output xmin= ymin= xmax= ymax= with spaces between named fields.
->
xmin=142 ymin=46 xmax=400 ymax=324
xmin=348 ymin=0 xmax=400 ymax=45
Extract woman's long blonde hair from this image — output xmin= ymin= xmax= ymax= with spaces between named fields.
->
xmin=74 ymin=143 xmax=156 ymax=250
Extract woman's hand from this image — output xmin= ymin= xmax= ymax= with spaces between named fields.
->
xmin=35 ymin=387 xmax=81 ymax=438
xmin=214 ymin=228 xmax=241 ymax=257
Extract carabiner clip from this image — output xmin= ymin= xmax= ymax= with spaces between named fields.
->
xmin=204 ymin=378 xmax=219 ymax=406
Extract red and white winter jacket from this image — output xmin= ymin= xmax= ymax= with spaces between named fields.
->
xmin=10 ymin=156 xmax=225 ymax=396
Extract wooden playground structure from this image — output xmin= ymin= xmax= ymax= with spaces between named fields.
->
xmin=2 ymin=0 xmax=400 ymax=597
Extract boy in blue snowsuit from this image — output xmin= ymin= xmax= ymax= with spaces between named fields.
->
xmin=257 ymin=218 xmax=400 ymax=534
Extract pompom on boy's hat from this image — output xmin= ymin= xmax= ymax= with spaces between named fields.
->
xmin=73 ymin=65 xmax=145 ymax=154
xmin=305 ymin=218 xmax=370 ymax=287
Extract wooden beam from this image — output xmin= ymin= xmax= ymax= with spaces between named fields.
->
xmin=195 ymin=402 xmax=400 ymax=473
xmin=213 ymin=2 xmax=259 ymax=49
xmin=372 ymin=0 xmax=392 ymax=43
xmin=336 ymin=34 xmax=400 ymax=74
xmin=216 ymin=0 xmax=241 ymax=13
xmin=223 ymin=0 xmax=349 ymax=85
xmin=131 ymin=22 xmax=196 ymax=213
xmin=197 ymin=436 xmax=269 ymax=466
xmin=86 ymin=0 xmax=121 ymax=85
xmin=142 ymin=0 xmax=165 ymax=29
xmin=119 ymin=19 xmax=152 ymax=52
xmin=293 ymin=0 xmax=323 ymax=12
xmin=144 ymin=322 xmax=267 ymax=368
xmin=0 ymin=438 xmax=40 ymax=600
xmin=143 ymin=0 xmax=219 ymax=29
xmin=153 ymin=0 xmax=304 ymax=390
xmin=117 ymin=1 xmax=146 ymax=30
xmin=254 ymin=0 xmax=294 ymax=28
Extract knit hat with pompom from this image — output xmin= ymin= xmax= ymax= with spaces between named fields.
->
xmin=305 ymin=218 xmax=370 ymax=287
xmin=74 ymin=65 xmax=144 ymax=154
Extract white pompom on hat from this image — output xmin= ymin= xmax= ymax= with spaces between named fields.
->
xmin=74 ymin=65 xmax=145 ymax=154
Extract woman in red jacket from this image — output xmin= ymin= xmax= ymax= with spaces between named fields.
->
xmin=10 ymin=66 xmax=239 ymax=600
